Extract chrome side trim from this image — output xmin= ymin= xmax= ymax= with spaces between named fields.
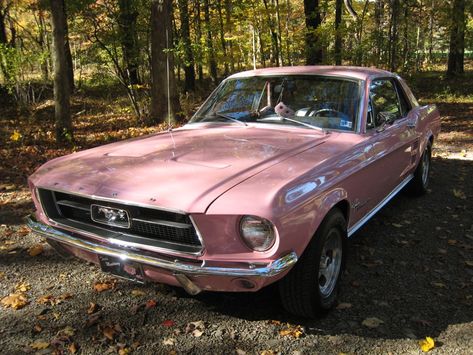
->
xmin=348 ymin=174 xmax=413 ymax=237
xmin=26 ymin=216 xmax=298 ymax=278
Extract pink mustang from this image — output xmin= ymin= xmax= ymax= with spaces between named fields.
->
xmin=27 ymin=66 xmax=440 ymax=317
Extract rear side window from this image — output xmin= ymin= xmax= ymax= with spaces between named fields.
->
xmin=393 ymin=79 xmax=411 ymax=117
xmin=367 ymin=79 xmax=401 ymax=129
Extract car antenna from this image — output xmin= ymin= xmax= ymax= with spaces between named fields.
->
xmin=166 ymin=27 xmax=172 ymax=128
xmin=166 ymin=28 xmax=176 ymax=157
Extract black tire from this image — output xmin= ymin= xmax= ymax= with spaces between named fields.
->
xmin=279 ymin=209 xmax=346 ymax=318
xmin=407 ymin=141 xmax=432 ymax=196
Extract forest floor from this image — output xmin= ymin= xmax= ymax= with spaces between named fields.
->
xmin=0 ymin=70 xmax=472 ymax=354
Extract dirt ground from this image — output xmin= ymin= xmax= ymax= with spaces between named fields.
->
xmin=0 ymin=72 xmax=472 ymax=354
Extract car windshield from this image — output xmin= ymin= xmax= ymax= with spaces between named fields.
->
xmin=190 ymin=75 xmax=361 ymax=131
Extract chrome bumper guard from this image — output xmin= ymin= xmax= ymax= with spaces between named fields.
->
xmin=26 ymin=216 xmax=298 ymax=279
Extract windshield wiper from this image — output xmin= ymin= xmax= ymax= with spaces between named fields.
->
xmin=279 ymin=116 xmax=326 ymax=132
xmin=201 ymin=112 xmax=248 ymax=126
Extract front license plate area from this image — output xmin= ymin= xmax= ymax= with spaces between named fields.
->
xmin=99 ymin=255 xmax=145 ymax=284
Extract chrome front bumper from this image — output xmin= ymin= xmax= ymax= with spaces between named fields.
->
xmin=26 ymin=215 xmax=298 ymax=280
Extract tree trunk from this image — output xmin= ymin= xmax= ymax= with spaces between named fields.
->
xmin=334 ymin=0 xmax=343 ymax=65
xmin=37 ymin=9 xmax=49 ymax=81
xmin=402 ymin=4 xmax=409 ymax=69
xmin=373 ymin=0 xmax=384 ymax=66
xmin=257 ymin=26 xmax=266 ymax=67
xmin=447 ymin=0 xmax=465 ymax=76
xmin=195 ymin=0 xmax=204 ymax=82
xmin=284 ymin=0 xmax=292 ymax=65
xmin=274 ymin=0 xmax=283 ymax=65
xmin=389 ymin=0 xmax=399 ymax=71
xmin=216 ymin=0 xmax=229 ymax=75
xmin=262 ymin=0 xmax=280 ymax=66
xmin=118 ymin=0 xmax=140 ymax=85
xmin=150 ymin=0 xmax=182 ymax=124
xmin=428 ymin=0 xmax=434 ymax=62
xmin=203 ymin=0 xmax=217 ymax=83
xmin=0 ymin=3 xmax=10 ymax=82
xmin=61 ymin=2 xmax=74 ymax=93
xmin=178 ymin=0 xmax=195 ymax=91
xmin=224 ymin=0 xmax=234 ymax=72
xmin=304 ymin=0 xmax=322 ymax=65
xmin=50 ymin=0 xmax=72 ymax=143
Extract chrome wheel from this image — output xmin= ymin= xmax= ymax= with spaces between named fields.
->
xmin=421 ymin=148 xmax=430 ymax=186
xmin=318 ymin=230 xmax=343 ymax=297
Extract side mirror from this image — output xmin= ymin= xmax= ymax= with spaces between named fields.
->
xmin=377 ymin=111 xmax=396 ymax=125
xmin=375 ymin=112 xmax=396 ymax=132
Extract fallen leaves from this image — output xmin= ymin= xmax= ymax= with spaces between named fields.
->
xmin=10 ymin=130 xmax=22 ymax=141
xmin=103 ymin=326 xmax=117 ymax=341
xmin=68 ymin=342 xmax=79 ymax=354
xmin=37 ymin=293 xmax=73 ymax=306
xmin=87 ymin=302 xmax=100 ymax=314
xmin=185 ymin=321 xmax=205 ymax=337
xmin=15 ymin=282 xmax=31 ymax=292
xmin=336 ymin=302 xmax=352 ymax=310
xmin=162 ymin=319 xmax=175 ymax=327
xmin=430 ymin=281 xmax=447 ymax=289
xmin=162 ymin=337 xmax=176 ymax=346
xmin=268 ymin=320 xmax=305 ymax=339
xmin=94 ymin=280 xmax=116 ymax=292
xmin=419 ymin=336 xmax=435 ymax=352
xmin=28 ymin=243 xmax=44 ymax=256
xmin=33 ymin=324 xmax=43 ymax=334
xmin=145 ymin=299 xmax=157 ymax=309
xmin=100 ymin=323 xmax=124 ymax=345
xmin=131 ymin=289 xmax=146 ymax=297
xmin=452 ymin=189 xmax=466 ymax=200
xmin=30 ymin=340 xmax=50 ymax=350
xmin=361 ymin=317 xmax=384 ymax=329
xmin=279 ymin=324 xmax=304 ymax=339
xmin=58 ymin=326 xmax=76 ymax=337
xmin=260 ymin=351 xmax=277 ymax=355
xmin=1 ymin=292 xmax=29 ymax=309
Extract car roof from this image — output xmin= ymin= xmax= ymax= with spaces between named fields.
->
xmin=228 ymin=65 xmax=393 ymax=81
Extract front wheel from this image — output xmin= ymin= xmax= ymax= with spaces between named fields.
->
xmin=407 ymin=141 xmax=432 ymax=196
xmin=279 ymin=209 xmax=346 ymax=318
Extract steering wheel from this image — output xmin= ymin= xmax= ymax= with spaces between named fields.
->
xmin=305 ymin=108 xmax=344 ymax=117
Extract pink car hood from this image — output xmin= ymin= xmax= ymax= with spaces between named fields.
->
xmin=30 ymin=124 xmax=327 ymax=213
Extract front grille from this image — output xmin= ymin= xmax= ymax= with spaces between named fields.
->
xmin=37 ymin=188 xmax=202 ymax=253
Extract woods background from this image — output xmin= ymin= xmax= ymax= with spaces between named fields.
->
xmin=0 ymin=3 xmax=472 ymax=353
xmin=0 ymin=0 xmax=471 ymax=143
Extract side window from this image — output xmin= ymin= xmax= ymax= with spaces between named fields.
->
xmin=393 ymin=79 xmax=411 ymax=117
xmin=368 ymin=79 xmax=401 ymax=129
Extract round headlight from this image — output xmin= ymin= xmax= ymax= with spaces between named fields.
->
xmin=239 ymin=215 xmax=276 ymax=252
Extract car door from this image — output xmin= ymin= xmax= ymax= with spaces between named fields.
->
xmin=355 ymin=78 xmax=419 ymax=214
